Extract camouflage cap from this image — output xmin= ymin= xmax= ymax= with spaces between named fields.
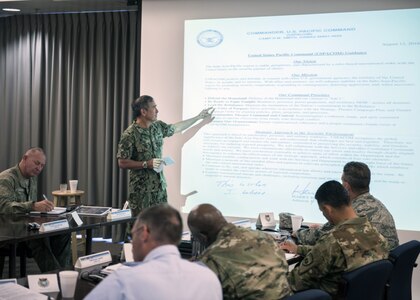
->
xmin=279 ymin=212 xmax=294 ymax=230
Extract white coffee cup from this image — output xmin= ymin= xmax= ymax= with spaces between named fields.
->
xmin=59 ymin=270 xmax=78 ymax=298
xmin=69 ymin=180 xmax=78 ymax=193
xmin=291 ymin=215 xmax=303 ymax=232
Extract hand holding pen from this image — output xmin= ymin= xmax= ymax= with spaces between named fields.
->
xmin=32 ymin=194 xmax=55 ymax=212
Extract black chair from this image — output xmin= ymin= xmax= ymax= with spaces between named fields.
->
xmin=386 ymin=240 xmax=420 ymax=300
xmin=0 ymin=243 xmax=31 ymax=278
xmin=285 ymin=289 xmax=332 ymax=300
xmin=338 ymin=259 xmax=393 ymax=300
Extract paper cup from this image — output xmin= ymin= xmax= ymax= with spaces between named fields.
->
xmin=59 ymin=270 xmax=78 ymax=298
xmin=69 ymin=180 xmax=78 ymax=193
xmin=291 ymin=215 xmax=303 ymax=232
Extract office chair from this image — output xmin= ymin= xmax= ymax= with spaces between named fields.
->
xmin=386 ymin=240 xmax=420 ymax=300
xmin=285 ymin=289 xmax=332 ymax=300
xmin=337 ymin=259 xmax=393 ymax=300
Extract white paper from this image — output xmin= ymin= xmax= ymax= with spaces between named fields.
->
xmin=285 ymin=253 xmax=299 ymax=261
xmin=154 ymin=156 xmax=175 ymax=173
xmin=100 ymin=263 xmax=129 ymax=275
xmin=30 ymin=207 xmax=67 ymax=215
xmin=0 ymin=283 xmax=48 ymax=300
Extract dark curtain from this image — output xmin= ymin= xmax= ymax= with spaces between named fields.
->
xmin=0 ymin=12 xmax=139 ymax=237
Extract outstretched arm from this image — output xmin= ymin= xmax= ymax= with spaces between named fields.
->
xmin=173 ymin=108 xmax=215 ymax=133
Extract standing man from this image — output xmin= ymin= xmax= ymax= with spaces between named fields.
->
xmin=85 ymin=204 xmax=222 ymax=300
xmin=117 ymin=95 xmax=214 ymax=216
xmin=0 ymin=147 xmax=72 ymax=272
xmin=188 ymin=203 xmax=292 ymax=299
xmin=295 ymin=161 xmax=399 ymax=250
xmin=280 ymin=180 xmax=389 ymax=297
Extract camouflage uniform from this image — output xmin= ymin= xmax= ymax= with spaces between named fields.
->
xmin=295 ymin=192 xmax=399 ymax=250
xmin=0 ymin=165 xmax=37 ymax=213
xmin=198 ymin=223 xmax=292 ymax=300
xmin=117 ymin=121 xmax=175 ymax=216
xmin=289 ymin=217 xmax=389 ymax=297
xmin=0 ymin=165 xmax=72 ymax=272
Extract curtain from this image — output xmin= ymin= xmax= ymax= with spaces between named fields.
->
xmin=0 ymin=12 xmax=139 ymax=236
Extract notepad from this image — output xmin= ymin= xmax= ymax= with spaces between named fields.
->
xmin=30 ymin=207 xmax=67 ymax=215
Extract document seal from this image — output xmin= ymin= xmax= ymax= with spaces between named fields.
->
xmin=38 ymin=277 xmax=49 ymax=287
xmin=197 ymin=30 xmax=223 ymax=48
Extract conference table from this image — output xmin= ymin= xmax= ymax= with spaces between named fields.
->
xmin=0 ymin=213 xmax=136 ymax=278
xmin=7 ymin=221 xmax=301 ymax=299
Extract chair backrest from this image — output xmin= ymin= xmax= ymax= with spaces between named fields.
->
xmin=338 ymin=259 xmax=393 ymax=300
xmin=285 ymin=289 xmax=332 ymax=300
xmin=387 ymin=240 xmax=420 ymax=300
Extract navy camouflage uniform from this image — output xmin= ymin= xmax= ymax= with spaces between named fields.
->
xmin=289 ymin=216 xmax=389 ymax=297
xmin=295 ymin=192 xmax=399 ymax=250
xmin=198 ymin=223 xmax=292 ymax=300
xmin=117 ymin=121 xmax=175 ymax=217
xmin=0 ymin=165 xmax=72 ymax=272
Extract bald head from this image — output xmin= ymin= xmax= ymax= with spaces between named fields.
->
xmin=188 ymin=204 xmax=227 ymax=246
xmin=19 ymin=147 xmax=46 ymax=178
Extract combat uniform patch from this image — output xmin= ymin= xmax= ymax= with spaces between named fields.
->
xmin=302 ymin=253 xmax=314 ymax=266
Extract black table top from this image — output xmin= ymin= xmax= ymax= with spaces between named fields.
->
xmin=0 ymin=213 xmax=136 ymax=245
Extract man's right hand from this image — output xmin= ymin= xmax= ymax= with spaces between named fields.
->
xmin=33 ymin=200 xmax=54 ymax=212
xmin=152 ymin=158 xmax=163 ymax=171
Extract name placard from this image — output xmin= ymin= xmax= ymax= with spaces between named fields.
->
xmin=107 ymin=209 xmax=132 ymax=221
xmin=70 ymin=211 xmax=83 ymax=226
xmin=74 ymin=250 xmax=112 ymax=272
xmin=256 ymin=212 xmax=276 ymax=231
xmin=28 ymin=274 xmax=59 ymax=295
xmin=122 ymin=243 xmax=134 ymax=262
xmin=39 ymin=219 xmax=69 ymax=233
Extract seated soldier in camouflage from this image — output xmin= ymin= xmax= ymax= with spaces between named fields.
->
xmin=188 ymin=203 xmax=292 ymax=300
xmin=280 ymin=180 xmax=389 ymax=297
xmin=295 ymin=161 xmax=399 ymax=251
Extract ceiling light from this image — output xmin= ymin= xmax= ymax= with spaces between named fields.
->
xmin=2 ymin=8 xmax=21 ymax=12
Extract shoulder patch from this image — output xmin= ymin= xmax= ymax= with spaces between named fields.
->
xmin=302 ymin=253 xmax=314 ymax=266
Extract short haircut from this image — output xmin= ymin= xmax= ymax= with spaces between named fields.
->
xmin=137 ymin=204 xmax=183 ymax=245
xmin=131 ymin=95 xmax=154 ymax=119
xmin=315 ymin=180 xmax=350 ymax=209
xmin=342 ymin=161 xmax=370 ymax=193
xmin=24 ymin=147 xmax=45 ymax=157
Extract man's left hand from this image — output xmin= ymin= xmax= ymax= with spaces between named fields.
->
xmin=198 ymin=107 xmax=215 ymax=119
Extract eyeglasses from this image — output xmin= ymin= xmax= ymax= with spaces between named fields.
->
xmin=132 ymin=225 xmax=144 ymax=234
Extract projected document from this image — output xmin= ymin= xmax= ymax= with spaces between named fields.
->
xmin=181 ymin=8 xmax=420 ymax=230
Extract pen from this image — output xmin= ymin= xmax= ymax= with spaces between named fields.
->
xmin=43 ymin=194 xmax=49 ymax=201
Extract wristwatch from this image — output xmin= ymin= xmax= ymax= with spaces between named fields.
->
xmin=142 ymin=161 xmax=147 ymax=169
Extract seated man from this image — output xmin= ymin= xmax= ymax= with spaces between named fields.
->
xmin=281 ymin=180 xmax=389 ymax=297
xmin=0 ymin=147 xmax=71 ymax=272
xmin=188 ymin=203 xmax=292 ymax=299
xmin=85 ymin=204 xmax=222 ymax=300
xmin=295 ymin=161 xmax=398 ymax=250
